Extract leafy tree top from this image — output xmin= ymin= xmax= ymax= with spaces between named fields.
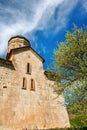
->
xmin=53 ymin=26 xmax=87 ymax=82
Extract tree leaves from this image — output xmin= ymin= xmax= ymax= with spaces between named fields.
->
xmin=50 ymin=25 xmax=87 ymax=127
xmin=53 ymin=26 xmax=87 ymax=82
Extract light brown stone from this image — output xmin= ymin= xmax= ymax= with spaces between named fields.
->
xmin=0 ymin=36 xmax=70 ymax=130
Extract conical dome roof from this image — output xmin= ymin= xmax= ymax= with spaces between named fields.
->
xmin=7 ymin=35 xmax=31 ymax=53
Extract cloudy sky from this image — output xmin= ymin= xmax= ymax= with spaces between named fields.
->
xmin=0 ymin=0 xmax=87 ymax=69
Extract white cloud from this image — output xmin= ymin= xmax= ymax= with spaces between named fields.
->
xmin=39 ymin=0 xmax=79 ymax=33
xmin=0 ymin=0 xmax=78 ymax=56
xmin=81 ymin=0 xmax=87 ymax=12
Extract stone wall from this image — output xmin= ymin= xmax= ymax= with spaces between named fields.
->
xmin=0 ymin=48 xmax=70 ymax=130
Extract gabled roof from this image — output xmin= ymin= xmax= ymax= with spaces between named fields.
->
xmin=6 ymin=46 xmax=45 ymax=63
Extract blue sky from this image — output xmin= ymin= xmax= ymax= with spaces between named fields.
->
xmin=0 ymin=0 xmax=87 ymax=69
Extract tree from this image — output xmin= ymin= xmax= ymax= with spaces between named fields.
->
xmin=48 ymin=26 xmax=87 ymax=127
xmin=53 ymin=26 xmax=87 ymax=82
xmin=50 ymin=26 xmax=87 ymax=93
xmin=64 ymin=80 xmax=87 ymax=127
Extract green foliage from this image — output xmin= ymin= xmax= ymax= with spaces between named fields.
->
xmin=44 ymin=71 xmax=64 ymax=94
xmin=44 ymin=71 xmax=61 ymax=82
xmin=50 ymin=25 xmax=87 ymax=95
xmin=53 ymin=26 xmax=87 ymax=82
xmin=48 ymin=25 xmax=87 ymax=127
xmin=64 ymin=80 xmax=87 ymax=105
xmin=67 ymin=99 xmax=87 ymax=127
xmin=65 ymin=81 xmax=87 ymax=127
xmin=70 ymin=115 xmax=87 ymax=127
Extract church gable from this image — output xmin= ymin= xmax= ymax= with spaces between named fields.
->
xmin=10 ymin=47 xmax=44 ymax=72
xmin=10 ymin=46 xmax=45 ymax=63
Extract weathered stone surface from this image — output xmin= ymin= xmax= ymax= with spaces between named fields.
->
xmin=0 ymin=36 xmax=70 ymax=130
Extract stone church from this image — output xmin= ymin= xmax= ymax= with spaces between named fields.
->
xmin=0 ymin=36 xmax=70 ymax=130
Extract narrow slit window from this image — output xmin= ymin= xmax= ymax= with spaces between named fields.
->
xmin=27 ymin=63 xmax=31 ymax=74
xmin=30 ymin=79 xmax=35 ymax=91
xmin=22 ymin=77 xmax=27 ymax=89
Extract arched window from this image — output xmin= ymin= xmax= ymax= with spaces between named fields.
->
xmin=30 ymin=79 xmax=35 ymax=91
xmin=27 ymin=63 xmax=31 ymax=74
xmin=22 ymin=77 xmax=27 ymax=89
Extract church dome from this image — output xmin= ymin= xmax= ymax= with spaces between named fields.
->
xmin=7 ymin=35 xmax=31 ymax=53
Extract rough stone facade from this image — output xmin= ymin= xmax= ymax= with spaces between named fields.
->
xmin=0 ymin=36 xmax=70 ymax=130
